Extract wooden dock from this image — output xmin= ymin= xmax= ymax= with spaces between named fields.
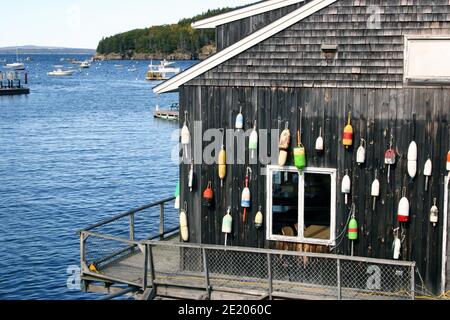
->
xmin=154 ymin=110 xmax=179 ymax=121
xmin=0 ymin=87 xmax=30 ymax=96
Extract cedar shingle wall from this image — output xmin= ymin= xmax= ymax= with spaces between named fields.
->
xmin=192 ymin=0 xmax=450 ymax=88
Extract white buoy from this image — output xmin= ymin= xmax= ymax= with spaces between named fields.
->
xmin=235 ymin=107 xmax=244 ymax=130
xmin=356 ymin=139 xmax=366 ymax=165
xmin=371 ymin=170 xmax=380 ymax=211
xmin=222 ymin=208 xmax=233 ymax=246
xmin=255 ymin=206 xmax=263 ymax=229
xmin=180 ymin=203 xmax=189 ymax=242
xmin=393 ymin=236 xmax=401 ymax=260
xmin=341 ymin=171 xmax=351 ymax=205
xmin=278 ymin=122 xmax=290 ymax=166
xmin=315 ymin=127 xmax=324 ymax=152
xmin=398 ymin=190 xmax=410 ymax=223
xmin=424 ymin=159 xmax=432 ymax=192
xmin=407 ymin=141 xmax=418 ymax=179
xmin=430 ymin=198 xmax=439 ymax=227
xmin=181 ymin=111 xmax=190 ymax=160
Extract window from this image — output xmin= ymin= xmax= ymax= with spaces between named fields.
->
xmin=266 ymin=166 xmax=337 ymax=246
xmin=404 ymin=36 xmax=450 ymax=83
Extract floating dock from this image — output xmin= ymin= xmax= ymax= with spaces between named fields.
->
xmin=153 ymin=103 xmax=179 ymax=121
xmin=0 ymin=87 xmax=30 ymax=96
xmin=0 ymin=71 xmax=30 ymax=96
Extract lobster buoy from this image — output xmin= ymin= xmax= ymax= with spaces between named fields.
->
xmin=174 ymin=182 xmax=180 ymax=209
xmin=348 ymin=217 xmax=358 ymax=241
xmin=424 ymin=159 xmax=432 ymax=192
xmin=218 ymin=129 xmax=226 ymax=187
xmin=407 ymin=141 xmax=418 ymax=179
xmin=447 ymin=151 xmax=450 ymax=171
xmin=315 ymin=127 xmax=324 ymax=152
xmin=341 ymin=171 xmax=351 ymax=205
xmin=384 ymin=148 xmax=396 ymax=184
xmin=343 ymin=112 xmax=353 ymax=149
xmin=188 ymin=161 xmax=194 ymax=192
xmin=202 ymin=181 xmax=214 ymax=207
xmin=235 ymin=107 xmax=244 ymax=130
xmin=181 ymin=111 xmax=190 ymax=160
xmin=371 ymin=170 xmax=380 ymax=211
xmin=255 ymin=206 xmax=263 ymax=229
xmin=222 ymin=208 xmax=233 ymax=246
xmin=241 ymin=168 xmax=252 ymax=223
xmin=180 ymin=203 xmax=189 ymax=242
xmin=430 ymin=198 xmax=439 ymax=227
xmin=249 ymin=121 xmax=258 ymax=160
xmin=356 ymin=139 xmax=366 ymax=165
xmin=294 ymin=144 xmax=306 ymax=171
xmin=398 ymin=193 xmax=410 ymax=223
xmin=393 ymin=235 xmax=402 ymax=260
xmin=278 ymin=122 xmax=290 ymax=166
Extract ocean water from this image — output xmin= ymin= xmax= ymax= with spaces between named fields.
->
xmin=0 ymin=54 xmax=195 ymax=300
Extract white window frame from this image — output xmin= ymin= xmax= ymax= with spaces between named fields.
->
xmin=266 ymin=165 xmax=337 ymax=246
xmin=404 ymin=35 xmax=450 ymax=84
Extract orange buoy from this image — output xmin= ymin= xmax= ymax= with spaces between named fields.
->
xmin=202 ymin=181 xmax=214 ymax=207
xmin=447 ymin=151 xmax=450 ymax=171
xmin=343 ymin=112 xmax=353 ymax=149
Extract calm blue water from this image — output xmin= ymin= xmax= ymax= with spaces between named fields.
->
xmin=0 ymin=54 xmax=195 ymax=300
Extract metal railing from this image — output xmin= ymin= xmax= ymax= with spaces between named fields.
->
xmin=79 ymin=201 xmax=416 ymax=300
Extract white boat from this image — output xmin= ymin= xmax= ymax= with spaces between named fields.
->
xmin=5 ymin=47 xmax=26 ymax=70
xmin=47 ymin=67 xmax=75 ymax=76
xmin=80 ymin=61 xmax=91 ymax=68
xmin=146 ymin=60 xmax=180 ymax=81
xmin=5 ymin=62 xmax=25 ymax=70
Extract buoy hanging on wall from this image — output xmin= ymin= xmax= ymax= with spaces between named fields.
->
xmin=348 ymin=205 xmax=358 ymax=257
xmin=393 ymin=228 xmax=401 ymax=260
xmin=371 ymin=170 xmax=380 ymax=211
xmin=294 ymin=108 xmax=306 ymax=171
xmin=384 ymin=135 xmax=396 ymax=184
xmin=447 ymin=151 xmax=450 ymax=171
xmin=180 ymin=202 xmax=189 ymax=242
xmin=407 ymin=141 xmax=418 ymax=179
xmin=424 ymin=159 xmax=432 ymax=192
xmin=222 ymin=208 xmax=233 ymax=246
xmin=202 ymin=181 xmax=214 ymax=207
xmin=343 ymin=112 xmax=353 ymax=149
xmin=181 ymin=111 xmax=190 ymax=160
xmin=430 ymin=198 xmax=439 ymax=227
xmin=174 ymin=182 xmax=180 ymax=210
xmin=278 ymin=122 xmax=290 ymax=166
xmin=255 ymin=206 xmax=263 ymax=229
xmin=315 ymin=127 xmax=324 ymax=152
xmin=235 ymin=107 xmax=244 ymax=130
xmin=188 ymin=161 xmax=194 ymax=192
xmin=249 ymin=121 xmax=258 ymax=160
xmin=398 ymin=188 xmax=410 ymax=223
xmin=356 ymin=139 xmax=366 ymax=165
xmin=241 ymin=167 xmax=252 ymax=223
xmin=341 ymin=170 xmax=351 ymax=205
xmin=218 ymin=129 xmax=227 ymax=187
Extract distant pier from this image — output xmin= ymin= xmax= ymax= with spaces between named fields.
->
xmin=0 ymin=71 xmax=30 ymax=96
xmin=154 ymin=102 xmax=179 ymax=121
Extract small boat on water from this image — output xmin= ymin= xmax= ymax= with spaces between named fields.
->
xmin=5 ymin=62 xmax=25 ymax=70
xmin=47 ymin=66 xmax=75 ymax=77
xmin=80 ymin=61 xmax=91 ymax=68
xmin=146 ymin=60 xmax=180 ymax=81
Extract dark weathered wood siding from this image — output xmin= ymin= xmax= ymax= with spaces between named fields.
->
xmin=216 ymin=1 xmax=311 ymax=51
xmin=192 ymin=0 xmax=450 ymax=88
xmin=179 ymin=85 xmax=450 ymax=293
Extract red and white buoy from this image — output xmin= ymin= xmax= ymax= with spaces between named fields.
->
xmin=447 ymin=151 xmax=450 ymax=171
xmin=430 ymin=198 xmax=439 ymax=227
xmin=407 ymin=141 xmax=418 ymax=179
xmin=384 ymin=135 xmax=396 ymax=184
xmin=398 ymin=188 xmax=410 ymax=223
xmin=241 ymin=167 xmax=252 ymax=223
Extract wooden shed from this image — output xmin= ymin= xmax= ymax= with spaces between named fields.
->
xmin=154 ymin=0 xmax=450 ymax=295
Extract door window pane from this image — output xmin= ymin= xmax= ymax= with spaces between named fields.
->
xmin=271 ymin=171 xmax=299 ymax=237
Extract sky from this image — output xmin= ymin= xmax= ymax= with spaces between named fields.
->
xmin=0 ymin=0 xmax=256 ymax=49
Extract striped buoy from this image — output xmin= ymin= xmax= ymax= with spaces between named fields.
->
xmin=294 ymin=108 xmax=306 ymax=171
xmin=222 ymin=208 xmax=233 ymax=246
xmin=430 ymin=198 xmax=439 ymax=227
xmin=398 ymin=188 xmax=410 ymax=223
xmin=343 ymin=112 xmax=353 ymax=149
xmin=249 ymin=121 xmax=258 ymax=160
xmin=348 ymin=217 xmax=358 ymax=241
xmin=241 ymin=167 xmax=252 ymax=223
xmin=447 ymin=151 xmax=450 ymax=171
xmin=174 ymin=182 xmax=180 ymax=209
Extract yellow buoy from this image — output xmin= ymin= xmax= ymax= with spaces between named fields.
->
xmin=218 ymin=129 xmax=226 ymax=187
xmin=343 ymin=112 xmax=353 ymax=149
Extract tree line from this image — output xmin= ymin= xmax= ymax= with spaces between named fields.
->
xmin=96 ymin=7 xmax=236 ymax=58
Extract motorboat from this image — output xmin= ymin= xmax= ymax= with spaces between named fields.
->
xmin=80 ymin=61 xmax=91 ymax=68
xmin=5 ymin=62 xmax=25 ymax=70
xmin=146 ymin=60 xmax=180 ymax=81
xmin=47 ymin=67 xmax=75 ymax=76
